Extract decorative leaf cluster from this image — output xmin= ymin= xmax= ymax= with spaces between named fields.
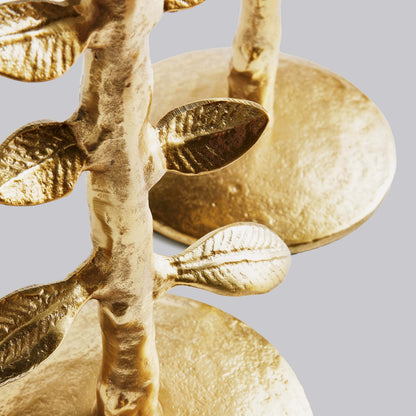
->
xmin=0 ymin=0 xmax=291 ymax=392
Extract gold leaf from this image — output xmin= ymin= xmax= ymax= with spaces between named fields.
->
xmin=0 ymin=1 xmax=96 ymax=81
xmin=0 ymin=122 xmax=86 ymax=206
xmin=156 ymin=98 xmax=269 ymax=174
xmin=0 ymin=279 xmax=89 ymax=386
xmin=164 ymin=0 xmax=206 ymax=12
xmin=154 ymin=223 xmax=290 ymax=297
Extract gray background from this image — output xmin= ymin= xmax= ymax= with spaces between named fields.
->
xmin=0 ymin=0 xmax=414 ymax=415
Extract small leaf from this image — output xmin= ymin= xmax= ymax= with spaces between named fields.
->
xmin=0 ymin=122 xmax=86 ymax=206
xmin=155 ymin=223 xmax=290 ymax=296
xmin=0 ymin=279 xmax=89 ymax=386
xmin=0 ymin=1 xmax=96 ymax=81
xmin=156 ymin=98 xmax=269 ymax=174
xmin=164 ymin=0 xmax=206 ymax=12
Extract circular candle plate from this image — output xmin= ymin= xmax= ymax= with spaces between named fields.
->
xmin=149 ymin=48 xmax=396 ymax=253
xmin=0 ymin=294 xmax=312 ymax=416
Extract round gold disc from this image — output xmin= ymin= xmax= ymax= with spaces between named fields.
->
xmin=0 ymin=294 xmax=312 ymax=415
xmin=149 ymin=48 xmax=396 ymax=253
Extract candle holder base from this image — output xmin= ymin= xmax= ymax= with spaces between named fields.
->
xmin=0 ymin=294 xmax=312 ymax=416
xmin=149 ymin=48 xmax=396 ymax=253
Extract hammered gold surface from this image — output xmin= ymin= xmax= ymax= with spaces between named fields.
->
xmin=157 ymin=99 xmax=269 ymax=174
xmin=0 ymin=122 xmax=86 ymax=205
xmin=0 ymin=295 xmax=313 ymax=416
xmin=0 ymin=0 xmax=96 ymax=82
xmin=149 ymin=48 xmax=396 ymax=253
xmin=154 ymin=223 xmax=290 ymax=297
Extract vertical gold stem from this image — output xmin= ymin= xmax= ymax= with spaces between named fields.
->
xmin=228 ymin=0 xmax=281 ymax=114
xmin=75 ymin=1 xmax=164 ymax=414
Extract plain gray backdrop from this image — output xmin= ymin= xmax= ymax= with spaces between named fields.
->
xmin=0 ymin=0 xmax=414 ymax=415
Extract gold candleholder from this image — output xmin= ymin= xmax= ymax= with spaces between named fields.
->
xmin=0 ymin=1 xmax=315 ymax=415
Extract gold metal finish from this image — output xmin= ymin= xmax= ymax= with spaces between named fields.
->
xmin=0 ymin=278 xmax=85 ymax=386
xmin=0 ymin=296 xmax=313 ymax=416
xmin=154 ymin=223 xmax=290 ymax=297
xmin=157 ymin=99 xmax=269 ymax=174
xmin=0 ymin=256 xmax=101 ymax=387
xmin=0 ymin=0 xmax=397 ymax=412
xmin=0 ymin=122 xmax=86 ymax=205
xmin=229 ymin=0 xmax=281 ymax=113
xmin=149 ymin=49 xmax=396 ymax=252
xmin=0 ymin=1 xmax=308 ymax=414
xmin=164 ymin=0 xmax=206 ymax=12
xmin=0 ymin=0 xmax=97 ymax=82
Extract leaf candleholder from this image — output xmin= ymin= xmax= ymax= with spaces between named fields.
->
xmin=0 ymin=0 xmax=313 ymax=415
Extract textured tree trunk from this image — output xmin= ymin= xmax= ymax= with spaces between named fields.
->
xmin=229 ymin=0 xmax=281 ymax=114
xmin=74 ymin=0 xmax=164 ymax=414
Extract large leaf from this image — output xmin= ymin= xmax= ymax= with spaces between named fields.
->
xmin=156 ymin=98 xmax=269 ymax=174
xmin=164 ymin=0 xmax=206 ymax=12
xmin=0 ymin=121 xmax=86 ymax=205
xmin=0 ymin=1 xmax=96 ymax=81
xmin=0 ymin=279 xmax=89 ymax=386
xmin=154 ymin=223 xmax=290 ymax=297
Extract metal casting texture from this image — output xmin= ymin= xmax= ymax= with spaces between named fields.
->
xmin=0 ymin=0 xmax=304 ymax=415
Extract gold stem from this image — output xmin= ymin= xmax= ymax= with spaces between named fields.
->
xmin=75 ymin=1 xmax=164 ymax=414
xmin=228 ymin=0 xmax=281 ymax=113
